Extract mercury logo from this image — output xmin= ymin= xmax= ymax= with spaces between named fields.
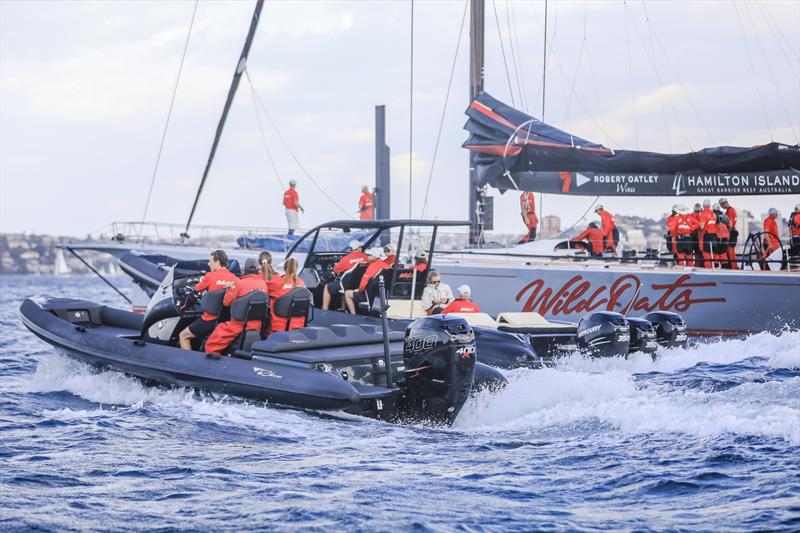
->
xmin=577 ymin=324 xmax=602 ymax=338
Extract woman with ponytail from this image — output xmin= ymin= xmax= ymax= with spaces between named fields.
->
xmin=269 ymin=257 xmax=306 ymax=332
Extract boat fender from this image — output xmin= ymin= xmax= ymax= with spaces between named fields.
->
xmin=643 ymin=311 xmax=688 ymax=348
xmin=576 ymin=312 xmax=631 ymax=358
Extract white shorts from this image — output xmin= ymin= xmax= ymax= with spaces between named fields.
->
xmin=285 ymin=209 xmax=299 ymax=231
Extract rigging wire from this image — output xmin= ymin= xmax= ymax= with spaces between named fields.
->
xmin=756 ymin=0 xmax=800 ymax=64
xmin=638 ymin=2 xmax=672 ymax=152
xmin=138 ymin=0 xmax=198 ymax=238
xmin=505 ymin=0 xmax=526 ymax=112
xmin=246 ymin=77 xmax=284 ymax=191
xmin=561 ymin=0 xmax=589 ymax=137
xmin=245 ymin=70 xmax=352 ymax=218
xmin=491 ymin=0 xmax=516 ymax=107
xmin=509 ymin=0 xmax=529 ymax=113
xmin=742 ymin=1 xmax=799 ymax=144
xmin=623 ymin=2 xmax=640 ymax=151
xmin=732 ymin=0 xmax=774 ymax=141
xmin=554 ymin=196 xmax=601 ymax=239
xmin=409 ymin=0 xmax=414 ymax=219
xmin=420 ymin=0 xmax=468 ymax=220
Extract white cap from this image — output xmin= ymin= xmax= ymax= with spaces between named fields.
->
xmin=768 ymin=207 xmax=778 ymax=216
xmin=456 ymin=284 xmax=471 ymax=298
xmin=289 ymin=179 xmax=297 ymax=186
xmin=366 ymin=247 xmax=384 ymax=259
xmin=383 ymin=243 xmax=396 ymax=253
xmin=795 ymin=204 xmax=800 ymax=211
xmin=594 ymin=205 xmax=603 ymax=211
xmin=348 ymin=240 xmax=362 ymax=250
xmin=703 ymin=199 xmax=711 ymax=207
xmin=677 ymin=205 xmax=690 ymax=214
xmin=712 ymin=203 xmax=720 ymax=211
xmin=719 ymin=197 xmax=729 ymax=205
xmin=672 ymin=204 xmax=680 ymax=212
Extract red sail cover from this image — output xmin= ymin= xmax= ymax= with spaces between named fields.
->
xmin=463 ymin=92 xmax=800 ymax=196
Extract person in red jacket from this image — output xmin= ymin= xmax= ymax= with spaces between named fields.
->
xmin=665 ymin=205 xmax=679 ymax=258
xmin=714 ymin=203 xmax=731 ymax=269
xmin=442 ymin=285 xmax=481 ymax=314
xmin=672 ymin=206 xmax=700 ymax=266
xmin=571 ymin=222 xmax=604 ymax=256
xmin=412 ymin=251 xmax=428 ymax=273
xmin=283 ymin=180 xmax=304 ymax=236
xmin=321 ymin=240 xmax=368 ymax=310
xmin=762 ymin=208 xmax=780 ymax=263
xmin=719 ymin=198 xmax=738 ymax=269
xmin=205 ymin=258 xmax=268 ymax=355
xmin=788 ymin=204 xmax=800 ymax=256
xmin=595 ymin=205 xmax=619 ymax=253
xmin=519 ymin=191 xmax=538 ymax=243
xmin=358 ymin=185 xmax=374 ymax=220
xmin=344 ymin=248 xmax=386 ymax=314
xmin=178 ymin=249 xmax=238 ymax=350
xmin=698 ymin=199 xmax=718 ymax=269
xmin=268 ymin=258 xmax=307 ymax=332
xmin=690 ymin=203 xmax=703 ymax=267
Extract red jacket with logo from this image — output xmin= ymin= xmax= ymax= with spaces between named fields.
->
xmin=195 ymin=267 xmax=238 ymax=320
xmin=333 ymin=251 xmax=369 ymax=274
xmin=283 ymin=188 xmax=300 ymax=210
xmin=673 ymin=214 xmax=700 ymax=236
xmin=358 ymin=260 xmax=389 ymax=293
xmin=358 ymin=192 xmax=374 ymax=220
xmin=268 ymin=276 xmax=307 ymax=332
xmin=699 ymin=208 xmax=718 ymax=235
xmin=442 ymin=298 xmax=481 ymax=314
xmin=223 ymin=274 xmax=268 ymax=330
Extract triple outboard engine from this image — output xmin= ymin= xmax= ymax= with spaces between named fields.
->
xmin=402 ymin=315 xmax=476 ymax=425
xmin=576 ymin=312 xmax=631 ymax=357
xmin=644 ymin=311 xmax=688 ymax=348
xmin=626 ymin=317 xmax=658 ymax=356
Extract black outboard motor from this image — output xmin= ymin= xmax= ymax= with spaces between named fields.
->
xmin=576 ymin=312 xmax=630 ymax=357
xmin=644 ymin=311 xmax=688 ymax=348
xmin=627 ymin=317 xmax=658 ymax=356
xmin=402 ymin=315 xmax=476 ymax=425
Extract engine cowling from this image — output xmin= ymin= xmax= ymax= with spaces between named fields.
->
xmin=577 ymin=312 xmax=630 ymax=357
xmin=402 ymin=315 xmax=476 ymax=425
xmin=627 ymin=317 xmax=659 ymax=356
xmin=644 ymin=311 xmax=688 ymax=348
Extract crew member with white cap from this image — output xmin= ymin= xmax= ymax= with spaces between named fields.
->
xmin=762 ymin=208 xmax=780 ymax=267
xmin=283 ymin=180 xmax=304 ymax=236
xmin=698 ymin=199 xmax=718 ymax=269
xmin=358 ymin=185 xmax=374 ymax=220
xmin=672 ymin=205 xmax=699 ymax=266
xmin=442 ymin=285 xmax=481 ymax=314
xmin=594 ymin=205 xmax=618 ymax=253
xmin=719 ymin=198 xmax=738 ymax=269
xmin=344 ymin=247 xmax=387 ymax=314
xmin=321 ymin=241 xmax=368 ymax=310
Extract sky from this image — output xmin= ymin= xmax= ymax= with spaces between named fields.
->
xmin=1 ymin=0 xmax=798 ymax=238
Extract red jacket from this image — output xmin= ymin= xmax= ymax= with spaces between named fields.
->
xmin=358 ymin=192 xmax=374 ymax=220
xmin=789 ymin=212 xmax=800 ymax=237
xmin=358 ymin=260 xmax=389 ymax=293
xmin=574 ymin=226 xmax=604 ymax=254
xmin=725 ymin=206 xmax=737 ymax=229
xmin=674 ymin=214 xmax=700 ymax=236
xmin=764 ymin=216 xmax=780 ymax=250
xmin=442 ymin=298 xmax=481 ymax=314
xmin=520 ymin=192 xmax=536 ymax=215
xmin=269 ymin=276 xmax=307 ymax=332
xmin=717 ymin=216 xmax=730 ymax=239
xmin=332 ymin=251 xmax=369 ymax=274
xmin=195 ymin=267 xmax=238 ymax=320
xmin=223 ymin=274 xmax=268 ymax=330
xmin=283 ymin=187 xmax=300 ymax=210
xmin=699 ymin=208 xmax=718 ymax=235
xmin=598 ymin=210 xmax=616 ymax=238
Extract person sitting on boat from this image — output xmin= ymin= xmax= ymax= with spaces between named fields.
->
xmin=268 ymin=258 xmax=307 ymax=332
xmin=283 ymin=180 xmax=304 ymax=236
xmin=519 ymin=191 xmax=538 ymax=244
xmin=259 ymin=250 xmax=281 ymax=287
xmin=691 ymin=203 xmax=703 ymax=267
xmin=441 ymin=285 xmax=481 ymax=314
xmin=358 ymin=185 xmax=374 ymax=220
xmin=421 ymin=269 xmax=454 ymax=315
xmin=762 ymin=208 xmax=781 ymax=266
xmin=714 ymin=203 xmax=731 ymax=269
xmin=594 ymin=205 xmax=618 ymax=253
xmin=788 ymin=204 xmax=800 ymax=257
xmin=205 ymin=258 xmax=268 ymax=355
xmin=321 ymin=240 xmax=368 ymax=310
xmin=571 ymin=222 xmax=604 ymax=257
xmin=383 ymin=243 xmax=398 ymax=266
xmin=672 ymin=206 xmax=700 ymax=267
xmin=720 ymin=198 xmax=739 ymax=270
xmin=343 ymin=248 xmax=387 ymax=314
xmin=178 ymin=249 xmax=238 ymax=351
xmin=412 ymin=251 xmax=428 ymax=273
xmin=698 ymin=199 xmax=718 ymax=269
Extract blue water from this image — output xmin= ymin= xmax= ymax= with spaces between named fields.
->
xmin=1 ymin=275 xmax=799 ymax=531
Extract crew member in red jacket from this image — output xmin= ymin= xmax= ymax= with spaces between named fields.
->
xmin=690 ymin=203 xmax=703 ymax=267
xmin=788 ymin=204 xmax=800 ymax=256
xmin=441 ymin=285 xmax=481 ymax=314
xmin=595 ymin=205 xmax=619 ymax=253
xmin=666 ymin=205 xmax=679 ymax=257
xmin=344 ymin=248 xmax=386 ymax=314
xmin=205 ymin=258 xmax=268 ymax=355
xmin=321 ymin=240 xmax=368 ymax=310
xmin=178 ymin=249 xmax=238 ymax=350
xmin=571 ymin=222 xmax=604 ymax=256
xmin=672 ymin=206 xmax=700 ymax=266
xmin=519 ymin=191 xmax=538 ymax=243
xmin=698 ymin=199 xmax=718 ymax=269
xmin=283 ymin=180 xmax=304 ymax=236
xmin=762 ymin=208 xmax=780 ymax=262
xmin=358 ymin=185 xmax=374 ymax=220
xmin=719 ymin=198 xmax=738 ymax=269
xmin=714 ymin=203 xmax=731 ymax=269
xmin=268 ymin=258 xmax=307 ymax=332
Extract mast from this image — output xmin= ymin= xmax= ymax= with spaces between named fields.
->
xmin=182 ymin=0 xmax=265 ymax=239
xmin=468 ymin=0 xmax=485 ymax=246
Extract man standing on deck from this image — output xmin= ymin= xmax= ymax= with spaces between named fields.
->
xmin=595 ymin=205 xmax=618 ymax=253
xmin=358 ymin=185 xmax=374 ymax=220
xmin=283 ymin=180 xmax=304 ymax=236
xmin=690 ymin=203 xmax=703 ymax=267
xmin=719 ymin=198 xmax=738 ymax=269
xmin=698 ymin=199 xmax=718 ymax=269
xmin=762 ymin=208 xmax=780 ymax=263
xmin=519 ymin=191 xmax=538 ymax=243
xmin=788 ymin=204 xmax=800 ymax=256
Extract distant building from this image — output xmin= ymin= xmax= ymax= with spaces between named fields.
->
xmin=539 ymin=215 xmax=561 ymax=239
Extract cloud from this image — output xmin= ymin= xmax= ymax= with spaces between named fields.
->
xmin=390 ymin=152 xmax=431 ymax=185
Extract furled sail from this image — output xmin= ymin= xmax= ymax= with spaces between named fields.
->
xmin=463 ymin=92 xmax=800 ymax=196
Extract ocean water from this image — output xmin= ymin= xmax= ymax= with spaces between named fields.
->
xmin=1 ymin=275 xmax=799 ymax=531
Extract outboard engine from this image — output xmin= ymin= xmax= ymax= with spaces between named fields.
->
xmin=402 ymin=315 xmax=476 ymax=425
xmin=576 ymin=312 xmax=630 ymax=357
xmin=626 ymin=317 xmax=658 ymax=357
xmin=644 ymin=311 xmax=688 ymax=348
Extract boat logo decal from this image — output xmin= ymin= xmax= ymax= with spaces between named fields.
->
xmin=253 ymin=367 xmax=283 ymax=379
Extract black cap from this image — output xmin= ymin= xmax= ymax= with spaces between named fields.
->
xmin=244 ymin=258 xmax=259 ymax=274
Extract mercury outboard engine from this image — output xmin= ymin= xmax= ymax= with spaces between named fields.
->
xmin=644 ymin=311 xmax=688 ymax=348
xmin=627 ymin=317 xmax=658 ymax=356
xmin=576 ymin=311 xmax=630 ymax=357
xmin=402 ymin=315 xmax=476 ymax=425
